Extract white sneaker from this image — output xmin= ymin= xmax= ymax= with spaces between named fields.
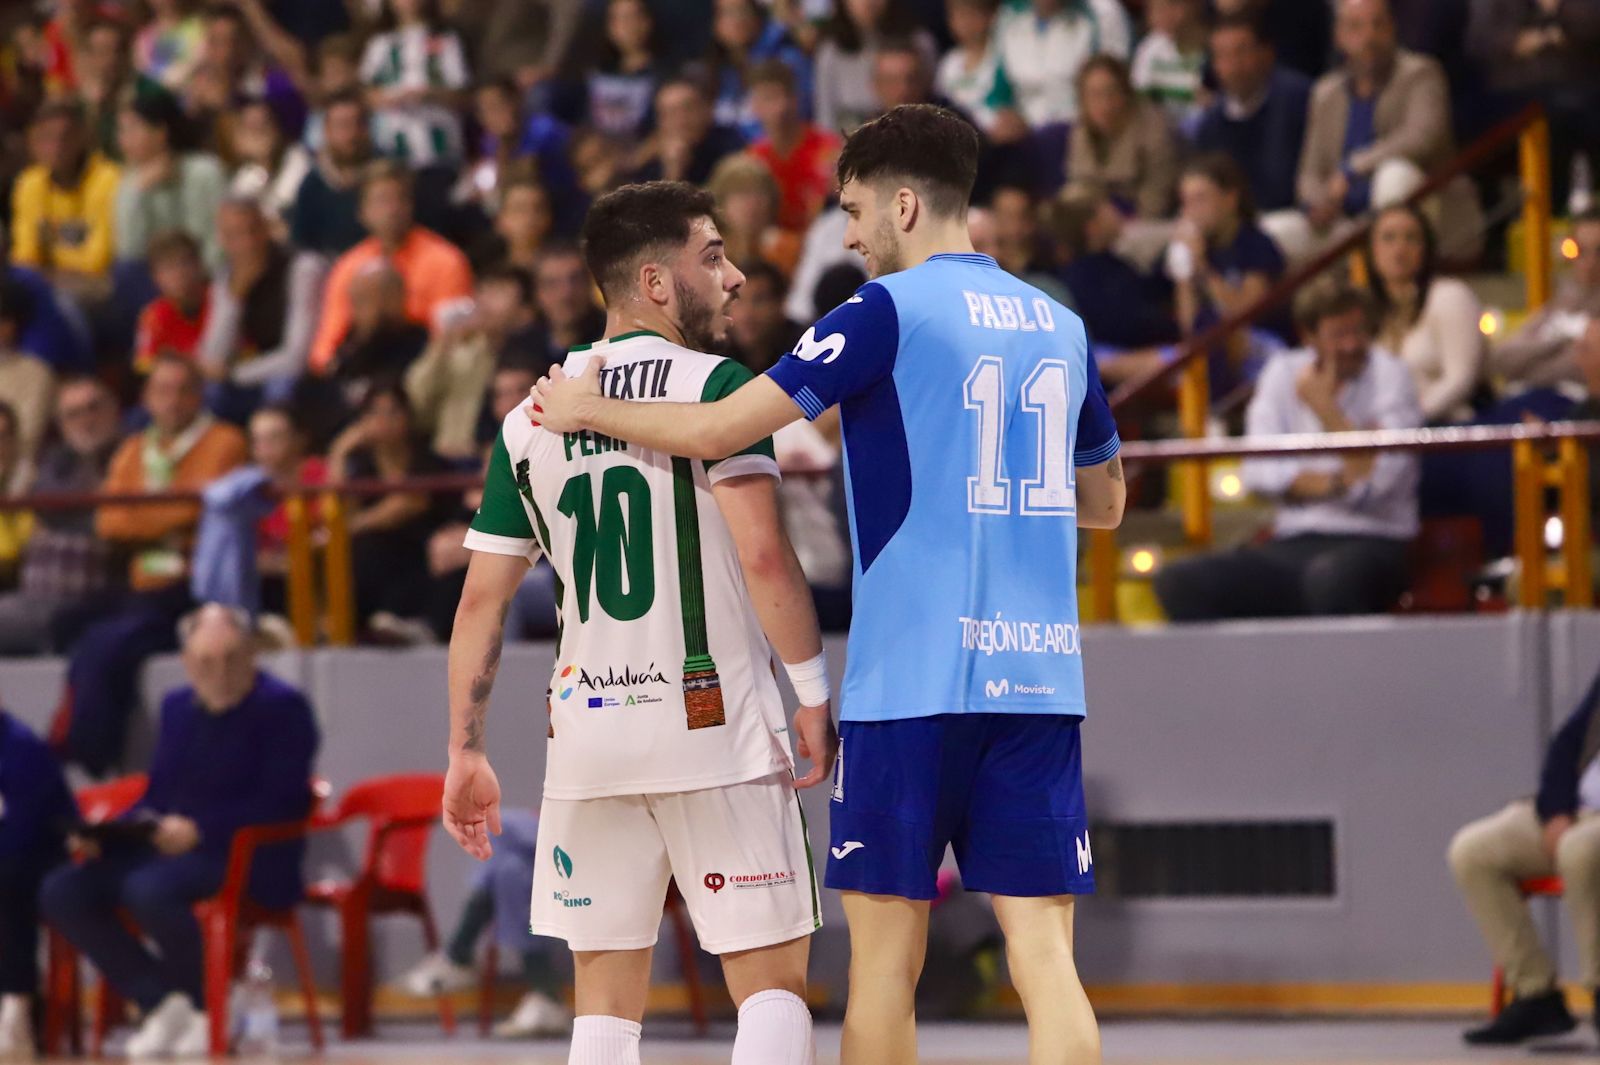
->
xmin=167 ymin=1012 xmax=210 ymax=1060
xmin=492 ymin=992 xmax=572 ymax=1038
xmin=125 ymin=993 xmax=197 ymax=1059
xmin=0 ymin=995 xmax=36 ymax=1063
xmin=399 ymin=951 xmax=476 ymax=998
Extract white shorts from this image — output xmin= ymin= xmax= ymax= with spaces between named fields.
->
xmin=529 ymin=772 xmax=821 ymax=954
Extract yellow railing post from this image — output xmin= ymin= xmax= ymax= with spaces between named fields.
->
xmin=1513 ymin=439 xmax=1547 ymax=608
xmin=1176 ymin=358 xmax=1212 ymax=544
xmin=284 ymin=492 xmax=318 ymax=647
xmin=1087 ymin=528 xmax=1118 ymax=624
xmin=1560 ymin=437 xmax=1594 ymax=608
xmin=1519 ymin=114 xmax=1553 ymax=311
xmin=321 ymin=491 xmax=356 ymax=646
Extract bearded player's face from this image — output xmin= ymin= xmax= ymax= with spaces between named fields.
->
xmin=668 ymin=216 xmax=745 ymax=351
xmin=840 ymin=178 xmax=905 ymax=280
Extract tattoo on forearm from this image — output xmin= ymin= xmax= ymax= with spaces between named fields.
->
xmin=1107 ymin=456 xmax=1124 ymax=483
xmin=461 ymin=604 xmax=509 ymax=753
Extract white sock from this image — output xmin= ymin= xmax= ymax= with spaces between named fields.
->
xmin=568 ymin=1014 xmax=642 ymax=1065
xmin=732 ymin=988 xmax=815 ymax=1065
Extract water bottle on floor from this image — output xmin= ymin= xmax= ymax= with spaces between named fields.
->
xmin=236 ymin=955 xmax=280 ymax=1057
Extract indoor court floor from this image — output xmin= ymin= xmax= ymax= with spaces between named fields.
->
xmin=46 ymin=1019 xmax=1600 ymax=1064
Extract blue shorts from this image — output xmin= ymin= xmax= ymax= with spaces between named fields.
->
xmin=825 ymin=713 xmax=1094 ymax=900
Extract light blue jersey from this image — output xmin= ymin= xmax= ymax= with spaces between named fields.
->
xmin=767 ymin=252 xmax=1120 ymax=723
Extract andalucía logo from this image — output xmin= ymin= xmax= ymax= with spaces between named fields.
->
xmin=577 ymin=663 xmax=669 ymax=690
xmin=556 ymin=662 xmax=671 ymax=706
xmin=556 ymin=665 xmax=577 ymax=700
xmin=553 ymin=846 xmax=574 ymax=879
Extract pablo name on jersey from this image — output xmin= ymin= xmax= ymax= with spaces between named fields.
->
xmin=961 ymin=290 xmax=1058 ymax=334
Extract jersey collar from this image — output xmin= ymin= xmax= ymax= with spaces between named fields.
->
xmin=568 ymin=329 xmax=664 ymax=353
xmin=928 ymin=252 xmax=1000 ymax=268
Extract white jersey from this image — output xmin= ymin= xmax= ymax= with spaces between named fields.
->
xmin=464 ymin=331 xmax=791 ymax=800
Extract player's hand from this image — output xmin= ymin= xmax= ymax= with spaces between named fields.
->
xmin=530 ymin=357 xmax=605 ymax=435
xmin=443 ymin=753 xmax=503 ymax=860
xmin=152 ymin=815 xmax=200 ymax=856
xmin=1542 ymin=814 xmax=1574 ymax=860
xmin=791 ymin=703 xmax=838 ymax=789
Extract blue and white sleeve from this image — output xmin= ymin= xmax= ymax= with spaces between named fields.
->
xmin=765 ymin=282 xmax=900 ymax=419
xmin=1074 ymin=347 xmax=1121 ymax=467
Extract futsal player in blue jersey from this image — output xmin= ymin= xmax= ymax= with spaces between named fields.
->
xmin=533 ymin=105 xmax=1125 ymax=1065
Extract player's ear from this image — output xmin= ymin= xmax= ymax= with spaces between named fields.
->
xmin=638 ymin=260 xmax=669 ymax=307
xmin=895 ymin=187 xmax=918 ymax=233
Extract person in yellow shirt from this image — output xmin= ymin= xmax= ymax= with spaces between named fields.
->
xmin=10 ymin=99 xmax=120 ymax=297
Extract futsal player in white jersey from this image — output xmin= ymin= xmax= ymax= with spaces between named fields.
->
xmin=441 ymin=182 xmax=838 ymax=1065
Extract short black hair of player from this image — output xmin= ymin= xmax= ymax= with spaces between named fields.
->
xmin=581 ymin=181 xmax=721 ymax=302
xmin=835 ymin=103 xmax=979 ymax=220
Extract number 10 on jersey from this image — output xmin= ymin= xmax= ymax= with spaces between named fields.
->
xmin=963 ymin=357 xmax=1076 ymax=517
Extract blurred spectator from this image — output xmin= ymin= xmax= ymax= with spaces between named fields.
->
xmin=0 ymin=404 xmax=29 ymax=588
xmin=937 ymin=0 xmax=1026 ymax=141
xmin=301 ymin=33 xmax=364 ymax=153
xmin=1066 ymin=56 xmax=1178 ymax=221
xmin=42 ymin=604 xmax=319 ymax=1060
xmin=726 ymin=260 xmax=804 ymax=371
xmin=468 ymin=170 xmax=555 ymax=275
xmin=456 ymin=0 xmax=583 ymax=89
xmin=747 ymin=60 xmax=841 ymax=233
xmin=197 ymin=199 xmax=325 ymax=418
xmin=993 ymin=0 xmax=1132 ymax=128
xmin=133 ymin=230 xmax=211 ymax=374
xmin=40 ymin=0 xmax=103 ymax=96
xmin=1154 ymin=281 xmax=1421 ymax=621
xmin=59 ymin=357 xmax=247 ymax=774
xmin=0 ymin=280 xmax=54 ymax=463
xmin=113 ymin=93 xmax=227 ymax=267
xmin=11 ymin=99 xmax=120 ymax=297
xmin=290 ymin=89 xmax=376 ymax=257
xmin=705 ymin=0 xmax=813 ymax=140
xmin=1362 ymin=204 xmax=1484 ymax=423
xmin=528 ymin=243 xmax=606 ymax=364
xmin=1491 ymin=210 xmax=1600 ymax=393
xmin=182 ymin=5 xmax=306 ymax=147
xmin=570 ymin=127 xmax=628 ymax=202
xmin=814 ymin=0 xmax=938 ymax=133
xmin=360 ymin=0 xmax=470 ymax=167
xmin=78 ymin=17 xmax=132 ymax=159
xmin=321 ymin=260 xmax=430 ymax=419
xmin=1193 ymin=13 xmax=1312 ymax=218
xmin=1449 ymin=661 xmax=1600 ymax=1046
xmin=308 ymin=160 xmax=474 ymax=375
xmin=1293 ymin=0 xmax=1483 ymax=261
xmin=987 ymin=184 xmax=1072 ymax=304
xmin=406 ymin=265 xmax=542 ymax=461
xmin=135 ymin=0 xmax=204 ymax=92
xmin=0 ymin=240 xmax=90 ymax=375
xmin=224 ymin=97 xmax=313 ymax=239
xmin=1213 ymin=0 xmax=1333 ymax=80
xmin=709 ymin=154 xmax=802 ymax=279
xmin=327 ymin=384 xmax=448 ymax=639
xmin=870 ymin=35 xmax=939 ymax=113
xmin=1131 ymin=0 xmax=1207 ymax=130
xmin=586 ymin=0 xmax=669 ymax=143
xmin=0 ymin=709 xmax=75 ymax=1060
xmin=0 ymin=377 xmax=122 ymax=656
xmin=627 ymin=77 xmax=746 ymax=186
xmin=461 ymin=79 xmax=578 ymax=226
xmin=247 ymin=404 xmax=326 ymax=617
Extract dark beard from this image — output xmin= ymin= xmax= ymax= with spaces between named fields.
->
xmin=871 ymin=217 xmax=904 ymax=277
xmin=674 ymin=278 xmax=720 ymax=352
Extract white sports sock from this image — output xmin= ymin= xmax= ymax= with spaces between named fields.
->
xmin=568 ymin=1014 xmax=642 ymax=1065
xmin=732 ymin=989 xmax=815 ymax=1065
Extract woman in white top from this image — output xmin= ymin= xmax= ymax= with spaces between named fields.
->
xmin=224 ymin=98 xmax=311 ymax=241
xmin=1364 ymin=205 xmax=1485 ymax=424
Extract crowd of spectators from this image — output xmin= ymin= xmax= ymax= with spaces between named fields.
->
xmin=0 ymin=0 xmax=1595 ymax=700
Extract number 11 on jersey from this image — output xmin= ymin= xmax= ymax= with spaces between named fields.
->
xmin=962 ymin=357 xmax=1076 ymax=517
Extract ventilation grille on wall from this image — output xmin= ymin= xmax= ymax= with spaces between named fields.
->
xmin=1090 ymin=819 xmax=1336 ymax=899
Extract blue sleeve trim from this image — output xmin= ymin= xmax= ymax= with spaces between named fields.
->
xmin=1075 ymin=433 xmax=1121 ymax=468
xmin=792 ymin=385 xmax=828 ymax=421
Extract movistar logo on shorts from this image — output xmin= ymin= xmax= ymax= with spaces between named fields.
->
xmin=1076 ymin=832 xmax=1093 ymax=875
xmin=959 ymin=613 xmax=1081 ymax=656
xmin=553 ymin=846 xmax=573 ymax=879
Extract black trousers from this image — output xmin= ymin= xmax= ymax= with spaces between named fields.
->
xmin=0 ymin=850 xmax=62 ymax=995
xmin=1154 ymin=533 xmax=1411 ymax=622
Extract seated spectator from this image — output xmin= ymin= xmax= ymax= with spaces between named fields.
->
xmin=300 ymin=33 xmax=362 ymax=153
xmin=59 ymin=357 xmax=248 ymax=775
xmin=197 ymin=198 xmax=325 ymax=419
xmin=709 ymin=154 xmax=802 ymax=279
xmin=223 ymin=97 xmax=312 ymax=239
xmin=308 ymin=160 xmax=474 ymax=375
xmin=1492 ymin=210 xmax=1600 ymax=393
xmin=627 ymin=77 xmax=746 ymax=186
xmin=0 ymin=403 xmax=30 ymax=589
xmin=1293 ymin=0 xmax=1483 ymax=261
xmin=315 ymin=260 xmax=431 ymax=429
xmin=77 ymin=17 xmax=132 ymax=161
xmin=114 ymin=92 xmax=227 ymax=267
xmin=468 ymin=171 xmax=555 ymax=275
xmin=135 ymin=0 xmax=204 ymax=92
xmin=0 ymin=709 xmax=75 ymax=1060
xmin=870 ymin=36 xmax=942 ymax=114
xmin=1131 ymin=0 xmax=1207 ymax=130
xmin=459 ymin=79 xmax=579 ymax=231
xmin=454 ymin=0 xmax=583 ymax=90
xmin=0 ymin=377 xmax=123 ymax=656
xmin=406 ymin=265 xmax=541 ymax=461
xmin=2 ymin=243 xmax=92 ymax=374
xmin=726 ymin=261 xmax=804 ymax=372
xmin=988 ymin=184 xmax=1073 ymax=304
xmin=527 ymin=244 xmax=607 ymax=366
xmin=0 ymin=280 xmax=54 ymax=463
xmin=704 ymin=0 xmax=813 ymax=140
xmin=936 ymin=0 xmax=1026 ymax=142
xmin=1154 ymin=281 xmax=1421 ymax=621
xmin=247 ymin=405 xmax=327 ymax=618
xmin=42 ymin=604 xmax=319 ymax=1060
xmin=813 ymin=0 xmax=938 ymax=133
xmin=10 ymin=99 xmax=120 ymax=300
xmin=133 ymin=230 xmax=211 ymax=375
xmin=1214 ymin=0 xmax=1333 ymax=80
xmin=1066 ymin=56 xmax=1179 ymax=220
xmin=327 ymin=385 xmax=448 ymax=639
xmin=747 ymin=60 xmax=841 ymax=234
xmin=994 ymin=0 xmax=1132 ymax=128
xmin=359 ymin=0 xmax=470 ymax=167
xmin=586 ymin=0 xmax=669 ymax=144
xmin=1449 ymin=661 xmax=1600 ymax=1046
xmin=1193 ymin=13 xmax=1312 ymax=221
xmin=1363 ymin=204 xmax=1484 ymax=423
xmin=290 ymin=89 xmax=375 ymax=258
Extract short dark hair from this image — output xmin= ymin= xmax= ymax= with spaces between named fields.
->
xmin=581 ymin=182 xmax=721 ymax=300
xmin=147 ymin=229 xmax=203 ymax=266
xmin=747 ymin=58 xmax=797 ymax=95
xmin=1044 ymin=184 xmax=1107 ymax=257
xmin=1293 ymin=277 xmax=1377 ymax=336
xmin=362 ymin=158 xmax=413 ymax=196
xmin=481 ymin=263 xmax=536 ymax=306
xmin=1211 ymin=10 xmax=1270 ymax=43
xmin=740 ymin=260 xmax=786 ymax=294
xmin=1180 ymin=151 xmax=1256 ymax=222
xmin=322 ymin=86 xmax=369 ymax=117
xmin=835 ymin=104 xmax=978 ymax=219
xmin=32 ymin=98 xmax=86 ymax=129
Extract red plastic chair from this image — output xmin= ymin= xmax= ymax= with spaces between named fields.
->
xmin=303 ymin=773 xmax=452 ymax=1038
xmin=1490 ymin=876 xmax=1565 ymax=1017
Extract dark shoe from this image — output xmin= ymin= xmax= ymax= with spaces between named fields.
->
xmin=1463 ymin=989 xmax=1576 ymax=1045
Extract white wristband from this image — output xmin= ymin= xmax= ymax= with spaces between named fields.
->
xmin=783 ymin=652 xmax=830 ymax=706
